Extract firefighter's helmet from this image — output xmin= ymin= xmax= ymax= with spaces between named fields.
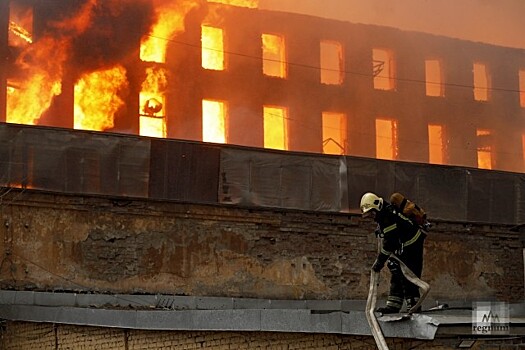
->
xmin=360 ymin=192 xmax=383 ymax=214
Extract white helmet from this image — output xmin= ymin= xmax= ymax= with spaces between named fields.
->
xmin=360 ymin=192 xmax=383 ymax=214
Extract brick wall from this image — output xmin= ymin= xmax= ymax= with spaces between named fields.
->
xmin=0 ymin=190 xmax=522 ymax=302
xmin=2 ymin=321 xmax=523 ymax=350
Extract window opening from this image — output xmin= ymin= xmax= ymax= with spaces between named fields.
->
xmin=139 ymin=66 xmax=167 ymax=138
xmin=473 ymin=63 xmax=490 ymax=101
xmin=202 ymin=25 xmax=225 ymax=71
xmin=477 ymin=129 xmax=493 ymax=169
xmin=428 ymin=124 xmax=445 ymax=164
xmin=522 ymin=134 xmax=525 ymax=170
xmin=8 ymin=1 xmax=33 ymax=47
xmin=202 ymin=99 xmax=227 ymax=143
xmin=74 ymin=65 xmax=128 ymax=132
xmin=320 ymin=41 xmax=343 ymax=85
xmin=425 ymin=59 xmax=444 ymax=97
xmin=373 ymin=49 xmax=395 ymax=91
xmin=263 ymin=106 xmax=288 ymax=150
xmin=322 ymin=112 xmax=347 ymax=155
xmin=519 ymin=70 xmax=525 ymax=107
xmin=262 ymin=34 xmax=286 ymax=78
xmin=376 ymin=118 xmax=398 ymax=160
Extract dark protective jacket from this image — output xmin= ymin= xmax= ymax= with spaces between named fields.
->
xmin=373 ymin=202 xmax=424 ymax=269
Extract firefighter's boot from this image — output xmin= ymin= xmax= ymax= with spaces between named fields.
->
xmin=406 ymin=297 xmax=422 ymax=313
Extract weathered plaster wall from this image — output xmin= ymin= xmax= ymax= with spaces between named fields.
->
xmin=0 ymin=190 xmax=522 ymax=302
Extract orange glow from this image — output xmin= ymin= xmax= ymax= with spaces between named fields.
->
xmin=262 ymin=33 xmax=286 ymax=78
xmin=7 ymin=36 xmax=67 ymax=125
xmin=202 ymin=25 xmax=225 ymax=71
xmin=477 ymin=129 xmax=492 ymax=170
xmin=9 ymin=21 xmax=33 ymax=45
xmin=375 ymin=118 xmax=398 ymax=160
xmin=8 ymin=2 xmax=33 ymax=46
xmin=74 ymin=65 xmax=128 ymax=131
xmin=207 ymin=0 xmax=259 ymax=8
xmin=473 ymin=62 xmax=489 ymax=101
xmin=522 ymin=134 xmax=525 ymax=170
xmin=140 ymin=67 xmax=167 ymax=138
xmin=264 ymin=106 xmax=288 ymax=150
xmin=519 ymin=69 xmax=525 ymax=107
xmin=425 ymin=59 xmax=443 ymax=97
xmin=373 ymin=49 xmax=395 ymax=91
xmin=140 ymin=1 xmax=199 ymax=63
xmin=320 ymin=41 xmax=343 ymax=85
xmin=322 ymin=112 xmax=347 ymax=155
xmin=202 ymin=100 xmax=227 ymax=143
xmin=428 ymin=124 xmax=444 ymax=164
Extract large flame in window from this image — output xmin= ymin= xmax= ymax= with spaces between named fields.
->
xmin=202 ymin=25 xmax=225 ymax=70
xmin=262 ymin=34 xmax=286 ymax=78
xmin=140 ymin=67 xmax=168 ymax=138
xmin=74 ymin=66 xmax=128 ymax=131
xmin=203 ymin=100 xmax=227 ymax=143
xmin=139 ymin=0 xmax=200 ymax=138
xmin=7 ymin=37 xmax=67 ymax=125
xmin=264 ymin=106 xmax=288 ymax=150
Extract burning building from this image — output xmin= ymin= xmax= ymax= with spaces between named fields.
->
xmin=1 ymin=0 xmax=525 ymax=172
xmin=0 ymin=1 xmax=525 ymax=349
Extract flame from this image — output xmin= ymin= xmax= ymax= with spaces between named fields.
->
xmin=7 ymin=0 xmax=100 ymax=126
xmin=7 ymin=37 xmax=68 ymax=125
xmin=202 ymin=25 xmax=225 ymax=70
xmin=140 ymin=0 xmax=200 ymax=63
xmin=9 ymin=21 xmax=33 ymax=44
xmin=202 ymin=100 xmax=226 ymax=143
xmin=74 ymin=65 xmax=128 ymax=131
xmin=208 ymin=0 xmax=259 ymax=8
xmin=140 ymin=66 xmax=168 ymax=138
xmin=8 ymin=2 xmax=33 ymax=47
xmin=263 ymin=106 xmax=287 ymax=150
xmin=262 ymin=33 xmax=286 ymax=78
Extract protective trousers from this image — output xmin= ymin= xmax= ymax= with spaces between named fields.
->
xmin=385 ymin=234 xmax=425 ymax=311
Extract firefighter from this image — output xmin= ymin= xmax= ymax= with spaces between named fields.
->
xmin=360 ymin=192 xmax=426 ymax=314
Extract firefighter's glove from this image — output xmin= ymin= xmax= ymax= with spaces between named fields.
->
xmin=371 ymin=259 xmax=384 ymax=272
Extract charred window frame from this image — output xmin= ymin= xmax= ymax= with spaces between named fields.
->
xmin=322 ymin=112 xmax=347 ymax=155
xmin=372 ymin=48 xmax=396 ymax=91
xmin=320 ymin=40 xmax=344 ymax=85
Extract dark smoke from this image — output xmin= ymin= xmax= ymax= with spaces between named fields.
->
xmin=36 ymin=0 xmax=157 ymax=78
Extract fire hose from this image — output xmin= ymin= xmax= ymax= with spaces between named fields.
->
xmin=365 ymin=252 xmax=430 ymax=350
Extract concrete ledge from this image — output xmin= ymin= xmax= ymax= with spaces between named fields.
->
xmin=1 ymin=291 xmax=524 ymax=340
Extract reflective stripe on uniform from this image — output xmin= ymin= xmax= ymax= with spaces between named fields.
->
xmin=403 ymin=229 xmax=422 ymax=247
xmin=386 ymin=296 xmax=403 ymax=309
xmin=383 ymin=223 xmax=397 ymax=233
